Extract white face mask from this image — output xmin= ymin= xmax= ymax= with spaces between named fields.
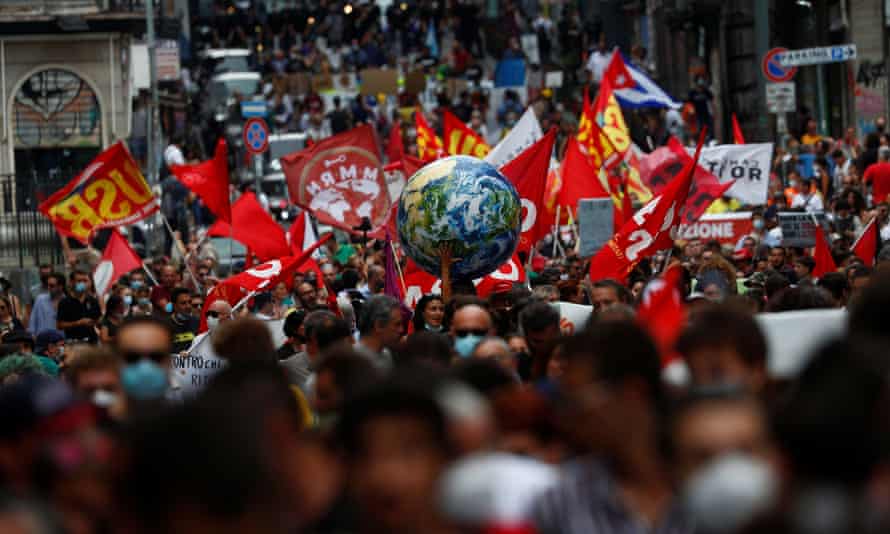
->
xmin=91 ymin=389 xmax=118 ymax=409
xmin=206 ymin=316 xmax=220 ymax=331
xmin=683 ymin=453 xmax=778 ymax=534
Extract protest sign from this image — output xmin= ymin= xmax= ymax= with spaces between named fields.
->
xmin=171 ymin=334 xmax=226 ymax=398
xmin=779 ymin=211 xmax=826 ymax=247
xmin=404 ymin=70 xmax=426 ymax=95
xmin=556 ymin=302 xmax=593 ymax=335
xmin=545 ymin=71 xmax=564 ymax=88
xmin=690 ymin=143 xmax=774 ymax=205
xmin=675 ymin=211 xmax=754 ymax=244
xmin=360 ymin=68 xmax=399 ymax=95
xmin=756 ymin=308 xmax=846 ymax=378
xmin=577 ymin=198 xmax=614 ymax=258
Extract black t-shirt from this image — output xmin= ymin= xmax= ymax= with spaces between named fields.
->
xmin=57 ymin=295 xmax=101 ymax=343
xmin=169 ymin=316 xmax=200 ymax=353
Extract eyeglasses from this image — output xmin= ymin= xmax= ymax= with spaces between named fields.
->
xmin=121 ymin=350 xmax=168 ymax=364
xmin=454 ymin=329 xmax=488 ymax=338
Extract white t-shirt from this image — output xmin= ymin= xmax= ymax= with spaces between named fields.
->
xmin=791 ymin=191 xmax=824 ymax=212
xmin=586 ymin=50 xmax=609 ymax=82
xmin=164 ymin=144 xmax=185 ymax=168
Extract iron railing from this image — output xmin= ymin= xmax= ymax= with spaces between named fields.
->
xmin=0 ymin=174 xmax=66 ymax=269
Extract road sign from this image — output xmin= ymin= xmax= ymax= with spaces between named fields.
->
xmin=762 ymin=47 xmax=797 ymax=83
xmin=243 ymin=118 xmax=269 ymax=155
xmin=241 ymin=101 xmax=268 ymax=119
xmin=766 ymin=82 xmax=796 ymax=113
xmin=777 ymin=44 xmax=857 ymax=67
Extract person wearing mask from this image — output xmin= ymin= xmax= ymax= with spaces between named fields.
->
xmin=150 ymin=265 xmax=179 ymax=315
xmin=252 ymin=292 xmax=276 ymax=321
xmin=0 ymin=296 xmax=23 ymax=337
xmin=28 ymin=272 xmax=64 ymax=335
xmin=56 ymin=270 xmax=101 ymax=343
xmin=450 ymin=302 xmax=495 ymax=359
xmin=168 ymin=287 xmax=199 ymax=353
xmin=531 ymin=322 xmax=692 ymax=534
xmin=114 ymin=316 xmax=178 ymax=403
xmin=412 ymin=294 xmax=446 ymax=333
xmin=99 ymin=295 xmax=127 ymax=345
xmin=64 ymin=346 xmax=124 ymax=414
xmin=33 ymin=329 xmax=65 ymax=377
xmin=179 ymin=299 xmax=233 ymax=398
xmin=355 ymin=295 xmax=402 ymax=370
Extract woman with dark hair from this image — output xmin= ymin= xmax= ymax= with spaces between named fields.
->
xmin=0 ymin=296 xmax=23 ymax=336
xmin=99 ymin=295 xmax=126 ymax=345
xmin=0 ymin=277 xmax=23 ymax=323
xmin=412 ymin=294 xmax=446 ymax=333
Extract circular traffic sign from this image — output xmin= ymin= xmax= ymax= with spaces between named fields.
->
xmin=243 ymin=117 xmax=269 ymax=154
xmin=762 ymin=47 xmax=797 ymax=83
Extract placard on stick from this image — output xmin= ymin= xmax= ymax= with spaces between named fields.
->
xmin=578 ymin=198 xmax=614 ymax=258
xmin=779 ymin=211 xmax=826 ymax=248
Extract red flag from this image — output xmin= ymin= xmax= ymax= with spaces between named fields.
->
xmin=415 ymin=108 xmax=445 ymax=161
xmin=280 ymin=123 xmax=390 ymax=233
xmin=207 ymin=192 xmax=290 ymax=261
xmin=852 ymin=217 xmax=878 ymax=267
xmin=813 ymin=225 xmax=837 ymax=279
xmin=589 ymin=133 xmax=705 ymax=282
xmin=170 ymin=138 xmax=231 ymax=223
xmin=92 ymin=230 xmax=142 ymax=297
xmin=731 ymin=113 xmax=746 ymax=144
xmin=38 ymin=142 xmax=159 ymax=244
xmin=402 ymin=254 xmax=526 ymax=309
xmin=500 ymin=128 xmax=557 ymax=254
xmin=443 ymin=109 xmax=491 ymax=158
xmin=200 ymin=233 xmax=333 ymax=331
xmin=386 ymin=121 xmax=405 ymax=163
xmin=557 ymin=138 xmax=612 ymax=226
xmin=636 ymin=263 xmax=686 ymax=366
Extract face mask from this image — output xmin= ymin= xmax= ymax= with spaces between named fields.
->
xmin=130 ymin=280 xmax=144 ymax=290
xmin=91 ymin=389 xmax=118 ymax=409
xmin=164 ymin=302 xmax=173 ymax=313
xmin=138 ymin=297 xmax=151 ymax=307
xmin=121 ymin=360 xmax=168 ymax=400
xmin=74 ymin=282 xmax=87 ymax=293
xmin=752 ymin=219 xmax=765 ymax=230
xmin=683 ymin=453 xmax=778 ymax=534
xmin=425 ymin=323 xmax=443 ymax=333
xmin=123 ymin=295 xmax=133 ymax=306
xmin=206 ymin=316 xmax=220 ymax=331
xmin=57 ymin=346 xmax=64 ymax=357
xmin=454 ymin=334 xmax=482 ymax=358
xmin=789 ymin=180 xmax=798 ymax=189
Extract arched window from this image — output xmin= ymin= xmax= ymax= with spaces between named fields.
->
xmin=13 ymin=68 xmax=101 ymax=148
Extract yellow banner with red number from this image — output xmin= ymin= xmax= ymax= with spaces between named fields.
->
xmin=39 ymin=142 xmax=159 ymax=243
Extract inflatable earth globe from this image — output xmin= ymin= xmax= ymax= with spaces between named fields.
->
xmin=398 ymin=156 xmax=521 ymax=280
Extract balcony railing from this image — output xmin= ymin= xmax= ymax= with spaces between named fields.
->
xmin=0 ymin=0 xmax=148 ymax=17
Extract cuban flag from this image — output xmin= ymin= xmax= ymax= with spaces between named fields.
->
xmin=614 ymin=55 xmax=682 ymax=110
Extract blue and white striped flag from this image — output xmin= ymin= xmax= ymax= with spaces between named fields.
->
xmin=614 ymin=58 xmax=682 ymax=110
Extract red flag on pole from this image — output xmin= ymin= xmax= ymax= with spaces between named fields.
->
xmin=813 ymin=225 xmax=838 ymax=279
xmin=500 ymin=128 xmax=558 ymax=254
xmin=852 ymin=217 xmax=878 ymax=267
xmin=386 ymin=120 xmax=405 ymax=163
xmin=93 ymin=230 xmax=142 ymax=297
xmin=731 ymin=113 xmax=746 ymax=144
xmin=589 ymin=132 xmax=705 ymax=282
xmin=207 ymin=192 xmax=290 ymax=261
xmin=170 ymin=138 xmax=232 ymax=223
xmin=280 ymin=123 xmax=390 ymax=233
xmin=636 ymin=263 xmax=686 ymax=366
xmin=443 ymin=109 xmax=491 ymax=157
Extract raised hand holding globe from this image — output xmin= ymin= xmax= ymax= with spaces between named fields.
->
xmin=397 ymin=156 xmax=521 ymax=297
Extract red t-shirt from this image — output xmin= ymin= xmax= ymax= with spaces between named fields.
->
xmin=864 ymin=162 xmax=890 ymax=204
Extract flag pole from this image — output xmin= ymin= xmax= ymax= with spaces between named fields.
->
xmin=141 ymin=262 xmax=160 ymax=286
xmin=552 ymin=205 xmax=561 ymax=257
xmin=161 ymin=214 xmax=203 ymax=294
xmin=390 ymin=241 xmax=408 ymax=297
xmin=231 ymin=290 xmax=258 ymax=314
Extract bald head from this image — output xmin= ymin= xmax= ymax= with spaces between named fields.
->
xmin=450 ymin=304 xmax=493 ymax=337
xmin=208 ymin=300 xmax=232 ymax=322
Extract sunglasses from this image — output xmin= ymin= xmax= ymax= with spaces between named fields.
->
xmin=122 ymin=351 xmax=168 ymax=364
xmin=454 ymin=329 xmax=488 ymax=338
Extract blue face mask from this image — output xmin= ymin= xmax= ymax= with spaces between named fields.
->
xmin=130 ymin=280 xmax=144 ymax=290
xmin=121 ymin=360 xmax=168 ymax=400
xmin=454 ymin=334 xmax=483 ymax=358
xmin=74 ymin=282 xmax=87 ymax=293
xmin=123 ymin=295 xmax=133 ymax=306
xmin=164 ymin=302 xmax=173 ymax=313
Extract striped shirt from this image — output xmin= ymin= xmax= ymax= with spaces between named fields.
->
xmin=529 ymin=459 xmax=694 ymax=534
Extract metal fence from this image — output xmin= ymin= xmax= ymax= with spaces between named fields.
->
xmin=0 ymin=174 xmax=66 ymax=269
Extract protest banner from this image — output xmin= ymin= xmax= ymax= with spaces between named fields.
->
xmin=690 ymin=143 xmax=774 ymax=205
xmin=755 ymin=308 xmax=846 ymax=379
xmin=577 ymin=198 xmax=614 ymax=257
xmin=403 ymin=255 xmax=526 ymax=308
xmin=675 ymin=212 xmax=754 ymax=245
xmin=555 ymin=302 xmax=593 ymax=335
xmin=779 ymin=211 xmax=826 ymax=247
xmin=360 ymin=68 xmax=399 ymax=95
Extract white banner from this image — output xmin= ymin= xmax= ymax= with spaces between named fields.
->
xmin=688 ymin=143 xmax=774 ymax=205
xmin=485 ymin=107 xmax=543 ymax=168
xmin=555 ymin=302 xmax=593 ymax=336
xmin=755 ymin=308 xmax=846 ymax=379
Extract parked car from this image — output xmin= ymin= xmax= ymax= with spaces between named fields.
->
xmin=199 ymin=48 xmax=252 ymax=75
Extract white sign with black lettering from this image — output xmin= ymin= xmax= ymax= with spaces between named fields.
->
xmin=690 ymin=144 xmax=774 ymax=205
xmin=766 ymin=83 xmax=796 ymax=113
xmin=172 ymin=333 xmax=227 ymax=398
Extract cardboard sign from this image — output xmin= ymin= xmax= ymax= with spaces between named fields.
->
xmin=404 ymin=70 xmax=427 ymax=95
xmin=577 ymin=198 xmax=614 ymax=258
xmin=312 ymin=73 xmax=334 ymax=92
xmin=779 ymin=211 xmax=825 ymax=247
xmin=360 ymin=68 xmax=399 ymax=96
xmin=675 ymin=212 xmax=754 ymax=245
